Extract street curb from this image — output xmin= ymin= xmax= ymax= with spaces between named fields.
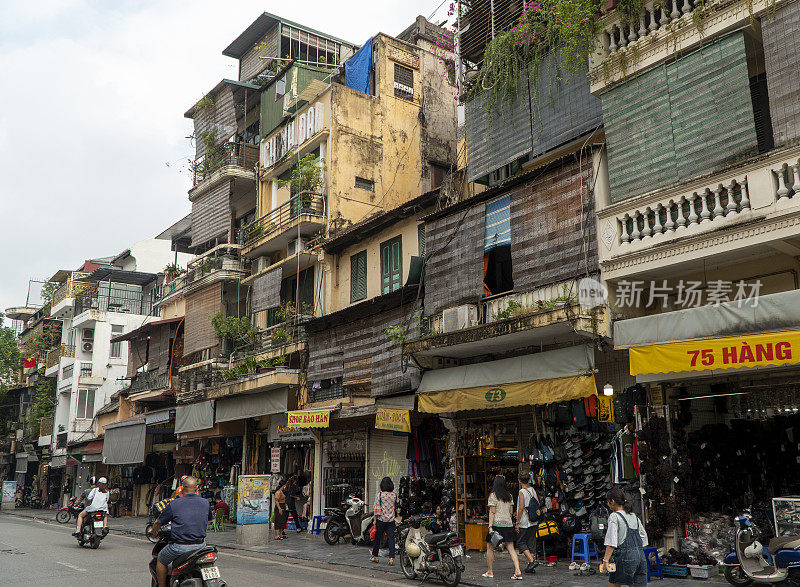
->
xmin=1 ymin=512 xmax=485 ymax=586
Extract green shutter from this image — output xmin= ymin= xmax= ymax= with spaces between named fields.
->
xmin=418 ymin=224 xmax=425 ymax=256
xmin=350 ymin=251 xmax=367 ymax=303
xmin=380 ymin=236 xmax=402 ymax=295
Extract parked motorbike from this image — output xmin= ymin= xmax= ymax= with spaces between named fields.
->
xmin=56 ymin=496 xmax=84 ymax=524
xmin=399 ymin=515 xmax=464 ymax=586
xmin=149 ymin=525 xmax=226 ymax=586
xmin=323 ymin=495 xmax=376 ymax=546
xmin=722 ymin=513 xmax=800 ymax=585
xmin=75 ymin=511 xmax=109 ymax=549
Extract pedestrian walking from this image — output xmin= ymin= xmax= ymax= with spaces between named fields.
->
xmin=601 ymin=486 xmax=649 ymax=587
xmin=483 ymin=475 xmax=523 ymax=580
xmin=273 ymin=477 xmax=289 ymax=540
xmin=515 ymin=472 xmax=540 ymax=574
xmin=370 ymin=476 xmax=397 ymax=566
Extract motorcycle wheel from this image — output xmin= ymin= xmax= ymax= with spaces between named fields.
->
xmin=145 ymin=523 xmax=158 ymax=544
xmin=56 ymin=510 xmax=71 ymax=524
xmin=90 ymin=536 xmax=100 ymax=549
xmin=399 ymin=544 xmax=416 ymax=579
xmin=439 ymin=551 xmax=461 ymax=587
xmin=324 ymin=521 xmax=342 ymax=545
xmin=724 ymin=565 xmax=753 ymax=586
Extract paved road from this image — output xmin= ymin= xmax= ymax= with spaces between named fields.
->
xmin=0 ymin=515 xmax=410 ymax=586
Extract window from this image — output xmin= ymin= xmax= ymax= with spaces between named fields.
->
xmin=380 ymin=236 xmax=403 ymax=295
xmin=109 ymin=325 xmax=124 ymax=359
xmin=350 ymin=250 xmax=367 ymax=303
xmin=418 ymin=224 xmax=426 ymax=256
xmin=62 ymin=364 xmax=73 ymax=380
xmin=275 ymin=75 xmax=286 ymax=101
xmin=80 ymin=362 xmax=92 ymax=377
xmin=66 ymin=328 xmax=76 ymax=347
xmin=394 ymin=64 xmax=414 ymax=100
xmin=76 ymin=388 xmax=95 ymax=420
xmin=354 ymin=177 xmax=374 ymax=191
xmin=431 ymin=163 xmax=448 ymax=189
xmin=483 ymin=195 xmax=514 ymax=296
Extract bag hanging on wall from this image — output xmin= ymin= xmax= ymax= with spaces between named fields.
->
xmin=555 ymin=402 xmax=572 ymax=426
xmin=584 ymin=394 xmax=598 ymax=418
xmin=572 ymin=400 xmax=588 ymax=428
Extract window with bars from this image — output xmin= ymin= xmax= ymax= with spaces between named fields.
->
xmin=80 ymin=362 xmax=92 ymax=377
xmin=355 ymin=176 xmax=374 ymax=191
xmin=394 ymin=64 xmax=413 ymax=100
xmin=380 ymin=235 xmax=403 ymax=295
xmin=350 ymin=250 xmax=367 ymax=303
xmin=307 ymin=378 xmax=345 ymax=403
xmin=76 ymin=388 xmax=95 ymax=420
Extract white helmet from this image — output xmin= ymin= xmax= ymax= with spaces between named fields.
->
xmin=98 ymin=477 xmax=108 ymax=484
xmin=405 ymin=542 xmax=421 ymax=558
xmin=744 ymin=541 xmax=763 ymax=560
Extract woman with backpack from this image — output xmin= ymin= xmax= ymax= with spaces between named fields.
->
xmin=484 ymin=475 xmax=523 ymax=580
xmin=515 ymin=473 xmax=540 ymax=575
xmin=601 ymin=486 xmax=648 ymax=587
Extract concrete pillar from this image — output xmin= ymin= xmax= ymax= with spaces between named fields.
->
xmin=311 ymin=430 xmax=323 ymax=522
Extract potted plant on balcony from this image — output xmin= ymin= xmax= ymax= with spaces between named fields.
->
xmin=163 ymin=263 xmax=183 ymax=283
xmin=278 ymin=152 xmax=327 ymax=210
xmin=211 ymin=312 xmax=258 ymax=357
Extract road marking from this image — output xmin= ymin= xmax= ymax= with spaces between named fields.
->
xmin=56 ymin=561 xmax=86 ymax=572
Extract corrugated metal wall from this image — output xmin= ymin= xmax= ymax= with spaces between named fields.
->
xmin=191 ymin=180 xmax=231 ymax=247
xmin=603 ymin=32 xmax=759 ymax=202
xmin=762 ymin=0 xmax=800 ymax=147
xmin=510 ymin=158 xmax=598 ymax=291
xmin=193 ymin=86 xmax=237 ymax=160
xmin=184 ymin=284 xmax=223 ymax=356
xmin=239 ymin=25 xmax=280 ymax=82
xmin=423 ymin=205 xmax=485 ymax=317
xmin=465 ymin=55 xmax=602 ymax=182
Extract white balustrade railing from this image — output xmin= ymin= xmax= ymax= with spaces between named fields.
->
xmin=617 ymin=176 xmax=750 ymax=246
xmin=602 ymin=0 xmax=710 ymax=57
xmin=482 ymin=279 xmax=580 ymax=324
xmin=773 ymin=158 xmax=800 ymax=203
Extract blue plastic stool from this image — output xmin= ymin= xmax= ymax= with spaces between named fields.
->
xmin=310 ymin=515 xmax=324 ymax=535
xmin=286 ymin=514 xmax=296 ymax=530
xmin=644 ymin=547 xmax=663 ymax=581
xmin=571 ymin=533 xmax=599 ymax=564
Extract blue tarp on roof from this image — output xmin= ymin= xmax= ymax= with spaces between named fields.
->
xmin=345 ymin=38 xmax=372 ymax=94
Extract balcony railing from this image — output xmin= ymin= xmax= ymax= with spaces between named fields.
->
xmin=192 ymin=141 xmax=259 ymax=187
xmin=79 ymin=362 xmax=92 ymax=378
xmin=240 ymin=192 xmax=325 ymax=246
xmin=75 ymin=288 xmax=161 ymax=317
xmin=130 ymin=370 xmax=173 ymax=394
xmin=162 ymin=245 xmax=246 ymax=298
xmin=51 ymin=278 xmax=93 ymax=307
xmin=46 ymin=344 xmax=75 ymax=370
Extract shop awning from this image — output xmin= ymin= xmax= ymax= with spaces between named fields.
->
xmin=81 ymin=440 xmax=104 ymax=455
xmin=50 ymin=455 xmax=67 ymax=469
xmin=175 ymin=401 xmax=214 ymax=434
xmin=417 ymin=345 xmax=596 ymax=413
xmin=38 ymin=435 xmax=51 ymax=447
xmin=102 ymin=421 xmax=146 ymax=465
xmin=15 ymin=455 xmax=27 ymax=473
xmin=216 ymin=389 xmax=287 ymax=423
xmin=145 ymin=409 xmax=173 ymax=425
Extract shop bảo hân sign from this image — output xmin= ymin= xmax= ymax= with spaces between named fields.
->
xmin=287 ymin=409 xmax=331 ymax=428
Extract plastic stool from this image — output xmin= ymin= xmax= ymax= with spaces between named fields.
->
xmin=571 ymin=533 xmax=599 ymax=564
xmin=644 ymin=547 xmax=663 ymax=581
xmin=310 ymin=515 xmax=324 ymax=535
xmin=286 ymin=514 xmax=296 ymax=530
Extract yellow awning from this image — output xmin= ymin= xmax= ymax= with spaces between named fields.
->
xmin=417 ymin=374 xmax=597 ymax=414
xmin=629 ymin=329 xmax=800 ymax=376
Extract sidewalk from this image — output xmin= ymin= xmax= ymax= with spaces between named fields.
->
xmin=5 ymin=508 xmax=716 ymax=586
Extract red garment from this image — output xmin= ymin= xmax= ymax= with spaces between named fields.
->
xmin=632 ymin=435 xmax=640 ymax=477
xmin=213 ymin=500 xmax=229 ymax=514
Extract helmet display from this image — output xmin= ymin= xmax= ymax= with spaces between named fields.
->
xmin=406 ymin=542 xmax=421 ymax=558
xmin=744 ymin=541 xmax=763 ymax=560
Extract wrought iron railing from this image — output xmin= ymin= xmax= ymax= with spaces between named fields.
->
xmin=240 ymin=192 xmax=325 ymax=245
xmin=75 ymin=288 xmax=161 ymax=316
xmin=51 ymin=278 xmax=93 ymax=307
xmin=307 ymin=378 xmax=345 ymax=403
xmin=130 ymin=371 xmax=172 ymax=394
xmin=46 ymin=344 xmax=75 ymax=369
xmin=192 ymin=141 xmax=259 ymax=186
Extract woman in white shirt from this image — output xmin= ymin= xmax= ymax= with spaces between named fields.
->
xmin=484 ymin=475 xmax=523 ymax=580
xmin=84 ymin=478 xmax=110 ymax=528
xmin=602 ymin=486 xmax=648 ymax=587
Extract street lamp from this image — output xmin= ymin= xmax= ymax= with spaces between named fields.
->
xmin=603 ymin=382 xmax=614 ymax=396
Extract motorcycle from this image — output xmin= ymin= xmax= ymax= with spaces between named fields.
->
xmin=399 ymin=515 xmax=464 ymax=587
xmin=56 ymin=496 xmax=84 ymax=524
xmin=323 ymin=495 xmax=377 ymax=546
xmin=76 ymin=511 xmax=109 ymax=549
xmin=149 ymin=525 xmax=226 ymax=586
xmin=722 ymin=513 xmax=800 ymax=585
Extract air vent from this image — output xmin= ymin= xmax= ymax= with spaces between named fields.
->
xmin=82 ymin=341 xmax=94 ymax=353
xmin=441 ymin=305 xmax=478 ymax=333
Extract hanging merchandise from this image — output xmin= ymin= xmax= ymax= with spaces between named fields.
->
xmin=407 ymin=419 xmax=446 ymax=478
xmin=611 ymin=424 xmax=638 ymax=483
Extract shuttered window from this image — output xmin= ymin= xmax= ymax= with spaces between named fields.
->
xmin=394 ymin=64 xmax=413 ymax=100
xmin=350 ymin=250 xmax=367 ymax=303
xmin=418 ymin=224 xmax=425 ymax=256
xmin=380 ymin=236 xmax=402 ymax=295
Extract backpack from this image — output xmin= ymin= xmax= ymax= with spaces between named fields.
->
xmin=584 ymin=394 xmax=598 ymax=419
xmin=590 ymin=505 xmax=610 ymax=542
xmin=536 ymin=519 xmax=559 ymax=538
xmin=527 ymin=435 xmax=543 ymax=464
xmin=555 ymin=402 xmax=573 ymax=426
xmin=539 ymin=441 xmax=554 ymax=463
xmin=572 ymin=400 xmax=588 ymax=428
xmin=544 ymin=404 xmax=557 ymax=425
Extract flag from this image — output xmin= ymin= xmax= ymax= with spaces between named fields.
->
xmin=23 ymin=357 xmax=37 ymax=369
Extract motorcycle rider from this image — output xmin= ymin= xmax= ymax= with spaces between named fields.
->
xmin=73 ymin=477 xmax=110 ymax=536
xmin=149 ymin=475 xmax=212 ymax=587
xmin=72 ymin=476 xmax=97 ymax=536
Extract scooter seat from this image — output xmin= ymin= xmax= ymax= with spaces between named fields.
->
xmin=425 ymin=532 xmax=456 ymax=545
xmin=769 ymin=536 xmax=800 ymax=554
xmin=170 ymin=545 xmax=216 ymax=569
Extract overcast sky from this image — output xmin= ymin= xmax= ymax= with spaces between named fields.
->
xmin=0 ymin=0 xmax=446 ymax=319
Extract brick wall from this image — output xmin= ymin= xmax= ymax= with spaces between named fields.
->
xmin=763 ymin=0 xmax=800 ymax=147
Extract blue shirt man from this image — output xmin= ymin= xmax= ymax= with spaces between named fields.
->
xmin=150 ymin=476 xmax=212 ymax=587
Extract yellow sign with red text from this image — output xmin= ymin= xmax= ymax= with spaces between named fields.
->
xmin=287 ymin=409 xmax=331 ymax=428
xmin=629 ymin=329 xmax=800 ymax=376
xmin=375 ymin=408 xmax=411 ymax=433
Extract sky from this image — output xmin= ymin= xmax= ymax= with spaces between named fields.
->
xmin=0 ymin=0 xmax=448 ymax=319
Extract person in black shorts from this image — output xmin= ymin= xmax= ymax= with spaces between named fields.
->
xmin=515 ymin=472 xmax=540 ymax=574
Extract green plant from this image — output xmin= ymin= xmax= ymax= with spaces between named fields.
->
xmin=222 ymin=369 xmax=238 ymax=381
xmin=384 ymin=310 xmax=426 ymax=345
xmin=31 ymin=370 xmax=56 ymax=420
xmin=272 ymin=356 xmax=286 ymax=367
xmin=617 ymin=0 xmax=647 ymax=24
xmin=496 ymin=299 xmax=523 ymax=320
xmin=40 ymin=282 xmax=59 ymax=306
xmin=211 ymin=313 xmax=258 ymax=349
xmin=195 ymin=94 xmax=214 ymax=113
xmin=163 ymin=263 xmax=183 ymax=279
xmin=272 ymin=327 xmax=287 ymax=341
xmin=277 ymin=152 xmax=326 ymax=195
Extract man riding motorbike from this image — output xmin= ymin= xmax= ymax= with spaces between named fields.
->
xmin=73 ymin=477 xmax=110 ymax=536
xmin=72 ymin=476 xmax=97 ymax=536
xmin=149 ymin=476 xmax=212 ymax=587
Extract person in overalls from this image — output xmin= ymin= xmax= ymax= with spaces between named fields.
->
xmin=600 ymin=486 xmax=648 ymax=587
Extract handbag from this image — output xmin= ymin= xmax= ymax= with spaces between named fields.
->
xmin=536 ymin=520 xmax=559 ymax=538
xmin=370 ymin=523 xmax=377 ymax=541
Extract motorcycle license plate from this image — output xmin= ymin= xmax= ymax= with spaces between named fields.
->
xmin=200 ymin=567 xmax=221 ymax=580
xmin=450 ymin=545 xmax=464 ymax=557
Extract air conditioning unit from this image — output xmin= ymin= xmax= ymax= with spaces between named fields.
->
xmin=441 ymin=305 xmax=478 ymax=333
xmin=82 ymin=341 xmax=94 ymax=353
xmin=82 ymin=329 xmax=94 ymax=340
xmin=287 ymin=238 xmax=306 ymax=256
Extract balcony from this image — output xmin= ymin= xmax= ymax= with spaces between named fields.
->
xmin=158 ymin=244 xmax=248 ymax=305
xmin=129 ymin=370 xmax=174 ymax=395
xmin=45 ymin=344 xmax=75 ymax=376
xmin=192 ymin=141 xmax=258 ymax=187
xmin=74 ymin=286 xmax=160 ymax=320
xmin=50 ymin=277 xmax=93 ymax=319
xmin=241 ymin=192 xmax=325 ymax=258
xmin=598 ymin=144 xmax=800 ymax=280
xmin=590 ymin=0 xmax=790 ymax=94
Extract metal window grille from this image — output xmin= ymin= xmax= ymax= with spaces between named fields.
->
xmin=354 ymin=176 xmax=374 ymax=191
xmin=308 ymin=378 xmax=345 ymax=403
xmin=393 ymin=64 xmax=413 ymax=100
xmin=80 ymin=362 xmax=92 ymax=377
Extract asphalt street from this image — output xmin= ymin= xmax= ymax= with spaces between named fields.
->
xmin=0 ymin=515 xmax=411 ymax=586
